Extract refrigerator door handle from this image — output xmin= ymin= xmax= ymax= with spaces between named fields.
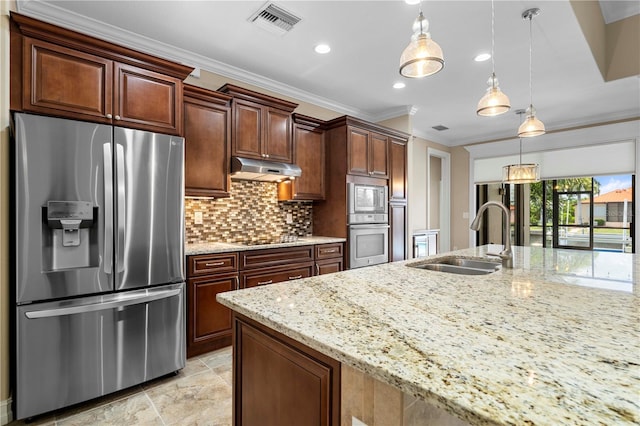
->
xmin=103 ymin=143 xmax=114 ymax=274
xmin=115 ymin=144 xmax=126 ymax=272
xmin=24 ymin=288 xmax=182 ymax=319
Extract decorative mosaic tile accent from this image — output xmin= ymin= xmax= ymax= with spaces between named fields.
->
xmin=185 ymin=180 xmax=313 ymax=244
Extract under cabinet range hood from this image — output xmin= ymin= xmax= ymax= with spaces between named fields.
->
xmin=230 ymin=156 xmax=302 ymax=182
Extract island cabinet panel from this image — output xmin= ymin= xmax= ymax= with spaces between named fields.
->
xmin=278 ymin=114 xmax=326 ymax=201
xmin=187 ymin=253 xmax=239 ymax=357
xmin=11 ymin=13 xmax=193 ymax=135
xmin=234 ymin=314 xmax=341 ymax=426
xmin=220 ymin=84 xmax=298 ymax=163
xmin=183 ymin=85 xmax=232 ymax=198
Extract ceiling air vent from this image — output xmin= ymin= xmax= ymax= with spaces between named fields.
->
xmin=249 ymin=2 xmax=302 ymax=36
xmin=432 ymin=125 xmax=449 ymax=131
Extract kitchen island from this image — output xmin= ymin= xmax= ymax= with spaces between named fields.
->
xmin=217 ymin=245 xmax=639 ymax=425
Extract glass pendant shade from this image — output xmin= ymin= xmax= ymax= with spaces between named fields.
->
xmin=399 ymin=33 xmax=444 ymax=78
xmin=517 ymin=107 xmax=545 ymax=137
xmin=477 ymin=74 xmax=511 ymax=116
xmin=502 ymin=163 xmax=540 ymax=183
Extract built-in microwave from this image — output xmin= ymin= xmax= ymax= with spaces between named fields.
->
xmin=347 ymin=183 xmax=388 ymax=224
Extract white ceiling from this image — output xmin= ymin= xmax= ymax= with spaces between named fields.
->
xmin=16 ymin=0 xmax=640 ymax=147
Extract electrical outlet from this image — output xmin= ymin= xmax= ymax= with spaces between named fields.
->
xmin=286 ymin=213 xmax=293 ymax=224
xmin=462 ymin=212 xmax=469 ymax=219
xmin=194 ymin=211 xmax=203 ymax=225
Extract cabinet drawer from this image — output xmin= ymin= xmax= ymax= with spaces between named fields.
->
xmin=315 ymin=243 xmax=343 ymax=260
xmin=188 ymin=253 xmax=238 ymax=276
xmin=240 ymin=245 xmax=314 ymax=270
xmin=240 ymin=262 xmax=314 ymax=289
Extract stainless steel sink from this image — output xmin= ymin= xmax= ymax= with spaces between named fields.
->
xmin=406 ymin=256 xmax=501 ymax=275
xmin=436 ymin=257 xmax=501 ymax=271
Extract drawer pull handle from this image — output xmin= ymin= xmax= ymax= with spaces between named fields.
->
xmin=205 ymin=262 xmax=225 ymax=267
xmin=315 ymin=264 xmax=320 ymax=275
xmin=258 ymin=280 xmax=273 ymax=286
xmin=288 ymin=275 xmax=303 ymax=280
xmin=325 ymin=249 xmax=337 ymax=253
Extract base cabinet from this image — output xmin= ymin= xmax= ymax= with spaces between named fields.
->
xmin=233 ymin=314 xmax=341 ymax=426
xmin=186 ymin=253 xmax=239 ymax=357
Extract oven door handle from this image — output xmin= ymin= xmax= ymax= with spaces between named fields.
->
xmin=349 ymin=224 xmax=390 ymax=229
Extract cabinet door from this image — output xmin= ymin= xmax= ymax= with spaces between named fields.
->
xmin=316 ymin=258 xmax=343 ymax=275
xmin=232 ymin=99 xmax=262 ymax=159
xmin=184 ymin=96 xmax=231 ymax=197
xmin=369 ymin=132 xmax=389 ymax=178
xmin=114 ymin=62 xmax=182 ymax=135
xmin=292 ymin=124 xmax=325 ymax=200
xmin=347 ymin=126 xmax=369 ymax=176
xmin=187 ymin=274 xmax=237 ymax=357
xmin=23 ymin=37 xmax=113 ymax=122
xmin=234 ymin=316 xmax=341 ymax=426
xmin=389 ymin=138 xmax=407 ymax=201
xmin=390 ymin=202 xmax=407 ymax=262
xmin=265 ymin=107 xmax=293 ymax=162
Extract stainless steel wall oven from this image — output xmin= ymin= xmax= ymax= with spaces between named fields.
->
xmin=348 ymin=183 xmax=389 ymax=268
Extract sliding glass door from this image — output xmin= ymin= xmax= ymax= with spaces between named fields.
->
xmin=475 ymin=174 xmax=634 ymax=253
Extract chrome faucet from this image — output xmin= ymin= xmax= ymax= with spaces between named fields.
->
xmin=470 ymin=201 xmax=513 ymax=268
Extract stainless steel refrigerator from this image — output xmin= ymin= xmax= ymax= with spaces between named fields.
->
xmin=12 ymin=113 xmax=186 ymax=420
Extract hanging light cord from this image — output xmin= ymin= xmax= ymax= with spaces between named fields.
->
xmin=527 ymin=13 xmax=533 ymax=107
xmin=491 ymin=0 xmax=495 ymax=76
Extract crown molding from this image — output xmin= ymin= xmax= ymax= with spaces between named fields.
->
xmin=16 ymin=0 xmax=375 ymax=122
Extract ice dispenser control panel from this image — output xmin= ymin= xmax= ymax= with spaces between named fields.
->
xmin=46 ymin=201 xmax=94 ymax=247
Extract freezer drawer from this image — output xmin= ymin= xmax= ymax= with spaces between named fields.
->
xmin=15 ymin=283 xmax=185 ymax=420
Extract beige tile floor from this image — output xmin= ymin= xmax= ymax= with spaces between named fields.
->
xmin=9 ymin=347 xmax=233 ymax=426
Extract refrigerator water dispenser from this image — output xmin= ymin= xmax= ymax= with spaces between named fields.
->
xmin=43 ymin=201 xmax=97 ymax=271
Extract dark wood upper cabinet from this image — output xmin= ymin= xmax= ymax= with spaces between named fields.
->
xmin=114 ymin=63 xmax=182 ymax=134
xmin=278 ymin=114 xmax=325 ymax=201
xmin=183 ymin=85 xmax=232 ymax=198
xmin=219 ymin=84 xmax=297 ymax=163
xmin=11 ymin=12 xmax=193 ymax=135
xmin=23 ymin=37 xmax=113 ymax=121
xmin=346 ymin=125 xmax=389 ymax=178
xmin=389 ymin=137 xmax=408 ymax=202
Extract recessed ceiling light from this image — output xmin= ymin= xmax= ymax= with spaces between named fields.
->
xmin=393 ymin=82 xmax=406 ymax=89
xmin=474 ymin=53 xmax=491 ymax=62
xmin=314 ymin=44 xmax=331 ymax=54
xmin=405 ymin=0 xmax=421 ymax=4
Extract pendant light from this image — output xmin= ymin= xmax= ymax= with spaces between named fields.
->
xmin=518 ymin=8 xmax=545 ymax=137
xmin=477 ymin=0 xmax=510 ymax=116
xmin=503 ymin=109 xmax=540 ymax=183
xmin=399 ymin=2 xmax=444 ymax=78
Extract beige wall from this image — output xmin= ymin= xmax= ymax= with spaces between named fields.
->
xmin=429 ymin=156 xmax=441 ymax=229
xmin=407 ymin=136 xmax=452 ymax=251
xmin=1 ymin=0 xmax=14 ymax=420
xmin=185 ymin=70 xmax=343 ymax=121
xmin=450 ymin=146 xmax=470 ymax=251
xmin=571 ymin=0 xmax=640 ymax=81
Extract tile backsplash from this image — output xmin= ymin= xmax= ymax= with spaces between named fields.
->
xmin=185 ymin=180 xmax=313 ymax=244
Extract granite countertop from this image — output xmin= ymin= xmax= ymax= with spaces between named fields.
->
xmin=217 ymin=245 xmax=639 ymax=425
xmin=185 ymin=236 xmax=346 ymax=256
